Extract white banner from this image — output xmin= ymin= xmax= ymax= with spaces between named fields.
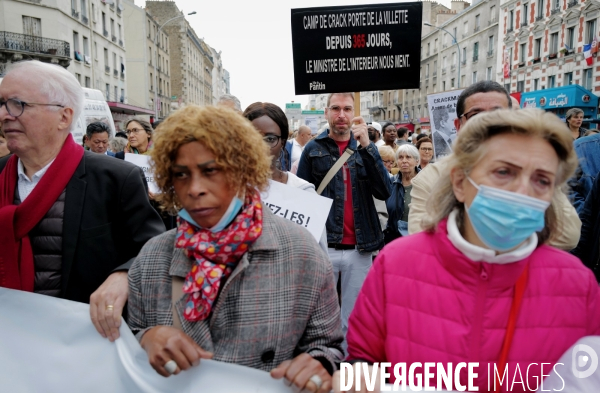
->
xmin=125 ymin=153 xmax=159 ymax=194
xmin=261 ymin=180 xmax=332 ymax=241
xmin=0 ymin=288 xmax=290 ymax=393
xmin=426 ymin=89 xmax=464 ymax=161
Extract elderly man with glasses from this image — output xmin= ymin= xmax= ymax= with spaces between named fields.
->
xmin=407 ymin=80 xmax=581 ymax=251
xmin=297 ymin=93 xmax=391 ymax=350
xmin=0 ymin=61 xmax=165 ymax=341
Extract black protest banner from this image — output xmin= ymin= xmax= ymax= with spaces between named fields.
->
xmin=291 ymin=2 xmax=422 ymax=95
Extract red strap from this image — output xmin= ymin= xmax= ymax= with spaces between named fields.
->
xmin=495 ymin=264 xmax=529 ymax=393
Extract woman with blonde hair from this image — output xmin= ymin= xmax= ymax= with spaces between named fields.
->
xmin=377 ymin=145 xmax=396 ymax=174
xmin=336 ymin=108 xmax=600 ymax=392
xmin=128 ymin=105 xmax=342 ymax=393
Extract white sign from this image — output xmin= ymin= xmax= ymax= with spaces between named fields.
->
xmin=260 ymin=180 xmax=332 ymax=241
xmin=124 ymin=153 xmax=159 ymax=194
xmin=0 ymin=288 xmax=290 ymax=393
xmin=285 ymin=102 xmax=302 ymax=117
xmin=427 ymin=89 xmax=464 ymax=161
xmin=304 ymin=116 xmax=319 ymax=134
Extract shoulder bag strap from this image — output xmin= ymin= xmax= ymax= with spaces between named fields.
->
xmin=171 ymin=276 xmax=185 ymax=331
xmin=316 ymin=147 xmax=355 ymax=195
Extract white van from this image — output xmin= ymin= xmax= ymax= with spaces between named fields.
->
xmin=71 ymin=88 xmax=116 ymax=145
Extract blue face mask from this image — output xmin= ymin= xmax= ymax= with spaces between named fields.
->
xmin=178 ymin=196 xmax=244 ymax=233
xmin=465 ymin=177 xmax=550 ymax=252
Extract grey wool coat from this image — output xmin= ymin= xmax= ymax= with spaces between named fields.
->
xmin=127 ymin=207 xmax=344 ymax=373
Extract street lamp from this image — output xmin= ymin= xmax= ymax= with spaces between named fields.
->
xmin=153 ymin=11 xmax=196 ymax=119
xmin=424 ymin=22 xmax=461 ymax=88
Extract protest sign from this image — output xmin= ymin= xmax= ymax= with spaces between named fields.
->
xmin=291 ymin=2 xmax=422 ymax=94
xmin=260 ymin=180 xmax=332 ymax=241
xmin=125 ymin=153 xmax=159 ymax=194
xmin=427 ymin=89 xmax=464 ymax=161
xmin=0 ymin=288 xmax=291 ymax=393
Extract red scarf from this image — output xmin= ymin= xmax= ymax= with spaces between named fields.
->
xmin=175 ymin=190 xmax=263 ymax=321
xmin=0 ymin=135 xmax=83 ymax=291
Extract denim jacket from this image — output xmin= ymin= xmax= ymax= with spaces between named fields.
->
xmin=569 ymin=133 xmax=600 ymax=214
xmin=297 ymin=130 xmax=392 ymax=252
xmin=385 ymin=168 xmax=420 ymax=239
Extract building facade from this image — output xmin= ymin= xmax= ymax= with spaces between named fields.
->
xmin=122 ymin=0 xmax=171 ymax=119
xmin=0 ymin=0 xmax=127 ymax=104
xmin=499 ymin=0 xmax=600 ymax=96
xmin=146 ymin=0 xmax=214 ymax=109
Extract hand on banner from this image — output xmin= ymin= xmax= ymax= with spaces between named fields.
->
xmin=140 ymin=326 xmax=214 ymax=377
xmin=89 ymin=271 xmax=129 ymax=342
xmin=351 ymin=117 xmax=370 ymax=148
xmin=332 ymin=363 xmax=381 ymax=393
xmin=270 ymin=353 xmax=332 ymax=393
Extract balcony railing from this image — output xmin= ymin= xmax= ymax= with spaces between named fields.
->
xmin=103 ymin=30 xmax=108 ymax=37
xmin=111 ymin=35 xmax=116 ymax=42
xmin=507 ymin=27 xmax=514 ymax=33
xmin=461 ymin=59 xmax=467 ymax=65
xmin=120 ymin=72 xmax=124 ymax=79
xmin=489 ymin=18 xmax=498 ymax=25
xmin=473 ymin=55 xmax=479 ymax=62
xmin=568 ymin=0 xmax=578 ymax=8
xmin=433 ymin=71 xmax=437 ymax=76
xmin=109 ymin=3 xmax=115 ymax=10
xmin=521 ymin=21 xmax=528 ymax=27
xmin=105 ymin=65 xmax=110 ymax=73
xmin=442 ymin=67 xmax=447 ymax=74
xmin=113 ymin=69 xmax=118 ymax=77
xmin=487 ymin=50 xmax=494 ymax=57
xmin=533 ymin=57 xmax=541 ymax=63
xmin=551 ymin=8 xmax=561 ymax=15
xmin=71 ymin=9 xmax=79 ymax=18
xmin=118 ymin=39 xmax=123 ymax=47
xmin=548 ymin=52 xmax=558 ymax=59
xmin=81 ymin=15 xmax=88 ymax=25
xmin=535 ymin=15 xmax=544 ymax=21
xmin=451 ymin=64 xmax=456 ymax=71
xmin=0 ymin=31 xmax=70 ymax=58
xmin=117 ymin=8 xmax=121 ymax=16
xmin=474 ymin=26 xmax=480 ymax=32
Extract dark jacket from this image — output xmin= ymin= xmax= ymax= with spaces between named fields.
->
xmin=297 ymin=130 xmax=391 ymax=252
xmin=280 ymin=140 xmax=293 ymax=172
xmin=572 ymin=172 xmax=600 ymax=280
xmin=384 ymin=168 xmax=420 ymax=242
xmin=569 ymin=133 xmax=600 ymax=214
xmin=0 ymin=152 xmax=165 ymax=303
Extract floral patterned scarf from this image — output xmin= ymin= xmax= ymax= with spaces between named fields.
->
xmin=175 ymin=190 xmax=263 ymax=321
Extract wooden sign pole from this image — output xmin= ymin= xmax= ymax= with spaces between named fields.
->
xmin=354 ymin=92 xmax=361 ymax=117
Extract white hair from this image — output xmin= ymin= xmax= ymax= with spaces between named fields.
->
xmin=395 ymin=143 xmax=420 ymax=163
xmin=217 ymin=94 xmax=241 ymax=112
xmin=6 ymin=60 xmax=84 ymax=132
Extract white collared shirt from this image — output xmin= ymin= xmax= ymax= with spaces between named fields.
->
xmin=17 ymin=158 xmax=54 ymax=201
xmin=446 ymin=209 xmax=537 ymax=264
xmin=291 ymin=139 xmax=304 ymax=164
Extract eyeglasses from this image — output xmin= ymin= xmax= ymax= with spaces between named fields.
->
xmin=419 ymin=147 xmax=433 ymax=152
xmin=383 ymin=160 xmax=395 ymax=165
xmin=459 ymin=109 xmax=484 ymax=120
xmin=0 ymin=98 xmax=64 ymax=118
xmin=262 ymin=135 xmax=281 ymax=147
xmin=126 ymin=128 xmax=145 ymax=135
xmin=327 ymin=106 xmax=354 ymax=115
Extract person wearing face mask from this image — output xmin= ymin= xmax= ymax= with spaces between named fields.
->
xmin=334 ymin=109 xmax=600 ymax=392
xmin=128 ymin=105 xmax=343 ymax=393
xmin=243 ymin=102 xmax=328 ymax=253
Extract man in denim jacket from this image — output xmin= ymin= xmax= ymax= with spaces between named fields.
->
xmin=297 ymin=93 xmax=391 ymax=346
xmin=570 ymin=133 xmax=600 ymax=215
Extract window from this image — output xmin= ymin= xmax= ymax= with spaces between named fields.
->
xmin=550 ymin=32 xmax=559 ymax=55
xmin=488 ymin=35 xmax=494 ymax=54
xmin=451 ymin=78 xmax=455 ymax=88
xmin=505 ymin=83 xmax=511 ymax=93
xmin=83 ymin=36 xmax=89 ymax=61
xmin=71 ymin=0 xmax=77 ymax=12
xmin=586 ymin=19 xmax=597 ymax=44
xmin=434 ymin=38 xmax=438 ymax=52
xmin=85 ymin=76 xmax=91 ymax=88
xmin=534 ymin=78 xmax=539 ymax=90
xmin=517 ymin=80 xmax=525 ymax=92
xmin=118 ymin=24 xmax=122 ymax=40
xmin=537 ymin=0 xmax=544 ymax=18
xmin=23 ymin=16 xmax=41 ymax=37
xmin=474 ymin=42 xmax=479 ymax=60
xmin=553 ymin=0 xmax=560 ymax=10
xmin=452 ymin=51 xmax=457 ymax=64
xmin=91 ymin=3 xmax=95 ymax=22
xmin=475 ymin=15 xmax=480 ymax=29
xmin=75 ymin=73 xmax=81 ymax=84
xmin=566 ymin=27 xmax=575 ymax=49
xmin=105 ymin=83 xmax=110 ymax=100
xmin=426 ymin=63 xmax=430 ymax=77
xmin=150 ymin=73 xmax=153 ymax=90
xmin=548 ymin=75 xmax=556 ymax=88
xmin=464 ymin=21 xmax=468 ymax=34
xmin=80 ymin=0 xmax=87 ymax=17
xmin=102 ymin=12 xmax=106 ymax=32
xmin=427 ymin=42 xmax=430 ymax=55
xmin=73 ymin=31 xmax=79 ymax=54
xmin=453 ymin=27 xmax=457 ymax=41
xmin=103 ymin=48 xmax=108 ymax=69
xmin=490 ymin=5 xmax=496 ymax=20
xmin=443 ymin=81 xmax=446 ymax=91
xmin=534 ymin=38 xmax=542 ymax=58
xmin=509 ymin=10 xmax=514 ymax=30
xmin=472 ymin=71 xmax=478 ymax=83
xmin=584 ymin=68 xmax=593 ymax=89
xmin=462 ymin=47 xmax=466 ymax=63
xmin=110 ymin=18 xmax=115 ymax=36
xmin=94 ymin=41 xmax=97 ymax=60
xmin=114 ymin=86 xmax=118 ymax=102
xmin=520 ymin=43 xmax=526 ymax=63
xmin=443 ymin=56 xmax=447 ymax=67
xmin=564 ymin=72 xmax=573 ymax=85
xmin=120 ymin=89 xmax=124 ymax=103
xmin=113 ymin=52 xmax=117 ymax=71
xmin=461 ymin=75 xmax=465 ymax=87
xmin=433 ymin=60 xmax=437 ymax=73
xmin=486 ymin=66 xmax=493 ymax=80
xmin=523 ymin=4 xmax=529 ymax=25
xmin=120 ymin=56 xmax=123 ymax=74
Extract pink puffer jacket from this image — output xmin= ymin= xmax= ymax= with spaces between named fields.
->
xmin=347 ymin=219 xmax=600 ymax=392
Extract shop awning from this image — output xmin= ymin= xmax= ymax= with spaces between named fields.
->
xmin=107 ymin=101 xmax=154 ymax=115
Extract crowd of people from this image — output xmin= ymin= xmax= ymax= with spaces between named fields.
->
xmin=2 ymin=60 xmax=600 ymax=392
